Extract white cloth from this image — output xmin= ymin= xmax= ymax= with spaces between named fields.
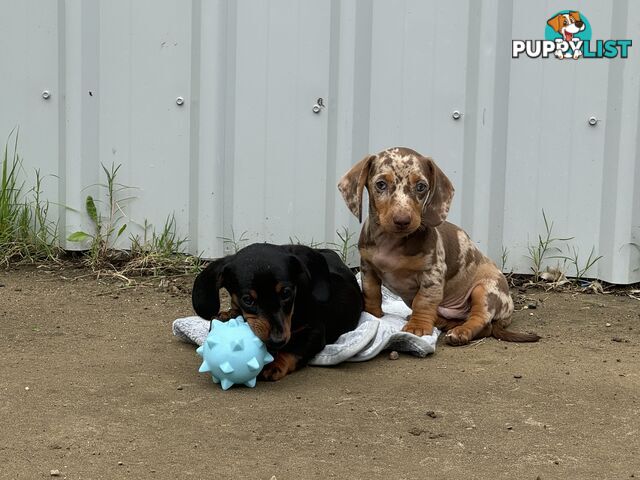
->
xmin=172 ymin=280 xmax=440 ymax=365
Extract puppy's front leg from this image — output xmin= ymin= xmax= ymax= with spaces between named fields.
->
xmin=404 ymin=276 xmax=443 ymax=337
xmin=260 ymin=352 xmax=299 ymax=381
xmin=360 ymin=259 xmax=384 ymax=318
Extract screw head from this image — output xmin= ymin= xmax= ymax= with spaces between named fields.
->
xmin=42 ymin=90 xmax=51 ymax=100
xmin=312 ymin=105 xmax=321 ymax=114
xmin=176 ymin=97 xmax=185 ymax=106
xmin=452 ymin=110 xmax=462 ymax=120
xmin=588 ymin=116 xmax=598 ymax=126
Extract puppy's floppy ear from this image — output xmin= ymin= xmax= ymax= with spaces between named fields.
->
xmin=420 ymin=156 xmax=455 ymax=227
xmin=338 ymin=154 xmax=376 ymax=222
xmin=286 ymin=246 xmax=331 ymax=303
xmin=547 ymin=14 xmax=563 ymax=32
xmin=569 ymin=11 xmax=581 ymax=22
xmin=192 ymin=257 xmax=229 ymax=320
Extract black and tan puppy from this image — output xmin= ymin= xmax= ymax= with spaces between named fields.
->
xmin=192 ymin=243 xmax=363 ymax=381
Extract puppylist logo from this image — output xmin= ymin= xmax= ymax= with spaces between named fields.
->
xmin=512 ymin=10 xmax=632 ymax=59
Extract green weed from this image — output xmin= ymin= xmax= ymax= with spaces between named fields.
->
xmin=527 ymin=209 xmax=604 ymax=285
xmin=67 ymin=163 xmax=134 ymax=267
xmin=219 ymin=229 xmax=249 ymax=254
xmin=526 ymin=209 xmax=573 ymax=282
xmin=66 ymin=162 xmax=196 ymax=278
xmin=0 ymin=130 xmax=59 ymax=265
xmin=327 ymin=226 xmax=358 ymax=264
xmin=124 ymin=214 xmax=198 ymax=277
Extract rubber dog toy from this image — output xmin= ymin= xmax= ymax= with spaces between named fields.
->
xmin=196 ymin=316 xmax=274 ymax=390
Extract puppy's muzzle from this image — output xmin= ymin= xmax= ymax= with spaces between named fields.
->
xmin=266 ymin=312 xmax=291 ymax=350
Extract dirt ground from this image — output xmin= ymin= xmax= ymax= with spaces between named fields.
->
xmin=0 ymin=266 xmax=639 ymax=480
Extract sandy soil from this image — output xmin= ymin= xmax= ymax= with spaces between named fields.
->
xmin=0 ymin=266 xmax=639 ymax=480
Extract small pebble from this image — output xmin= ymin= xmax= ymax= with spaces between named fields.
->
xmin=606 ymin=323 xmax=612 ymax=327
xmin=177 ymin=385 xmax=184 ymax=390
xmin=527 ymin=303 xmax=537 ymax=309
xmin=50 ymin=470 xmax=60 ymax=477
xmin=389 ymin=351 xmax=399 ymax=360
xmin=514 ymin=374 xmax=523 ymax=379
xmin=612 ymin=337 xmax=624 ymax=343
xmin=506 ymin=425 xmax=513 ymax=430
xmin=25 ymin=387 xmax=30 ymax=391
xmin=426 ymin=410 xmax=437 ymax=418
xmin=118 ymin=461 xmax=124 ymax=466
xmin=529 ymin=312 xmax=534 ymax=316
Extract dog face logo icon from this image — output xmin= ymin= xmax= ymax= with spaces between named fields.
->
xmin=545 ymin=10 xmax=591 ymax=59
xmin=547 ymin=11 xmax=585 ymax=42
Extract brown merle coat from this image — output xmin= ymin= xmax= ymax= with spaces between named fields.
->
xmin=338 ymin=147 xmax=539 ymax=345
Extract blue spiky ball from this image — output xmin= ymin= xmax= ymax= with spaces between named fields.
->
xmin=196 ymin=316 xmax=274 ymax=390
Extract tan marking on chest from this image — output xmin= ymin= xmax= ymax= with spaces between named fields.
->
xmin=361 ymin=232 xmax=445 ymax=305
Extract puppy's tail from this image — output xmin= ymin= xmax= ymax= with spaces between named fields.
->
xmin=491 ymin=323 xmax=541 ymax=343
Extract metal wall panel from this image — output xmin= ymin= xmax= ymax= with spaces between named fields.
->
xmin=0 ymin=0 xmax=638 ymax=283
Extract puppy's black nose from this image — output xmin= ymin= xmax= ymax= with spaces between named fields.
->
xmin=393 ymin=214 xmax=411 ymax=229
xmin=575 ymin=20 xmax=584 ymax=28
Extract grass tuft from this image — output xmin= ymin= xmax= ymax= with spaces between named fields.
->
xmin=65 ymin=162 xmax=200 ymax=281
xmin=327 ymin=226 xmax=358 ymax=264
xmin=0 ymin=130 xmax=59 ymax=265
xmin=524 ymin=209 xmax=604 ymax=289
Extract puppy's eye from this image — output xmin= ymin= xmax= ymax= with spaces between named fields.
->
xmin=375 ymin=180 xmax=387 ymax=191
xmin=416 ymin=182 xmax=428 ymax=193
xmin=241 ymin=294 xmax=255 ymax=307
xmin=280 ymin=287 xmax=293 ymax=301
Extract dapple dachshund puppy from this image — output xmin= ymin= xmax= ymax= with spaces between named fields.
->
xmin=192 ymin=243 xmax=363 ymax=380
xmin=338 ymin=147 xmax=540 ymax=345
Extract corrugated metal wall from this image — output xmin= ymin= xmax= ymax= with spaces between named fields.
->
xmin=1 ymin=0 xmax=639 ymax=283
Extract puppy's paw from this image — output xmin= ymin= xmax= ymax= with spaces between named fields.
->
xmin=260 ymin=362 xmax=288 ymax=382
xmin=445 ymin=325 xmax=473 ymax=346
xmin=402 ymin=319 xmax=434 ymax=337
xmin=573 ymin=49 xmax=582 ymax=59
xmin=259 ymin=352 xmax=298 ymax=382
